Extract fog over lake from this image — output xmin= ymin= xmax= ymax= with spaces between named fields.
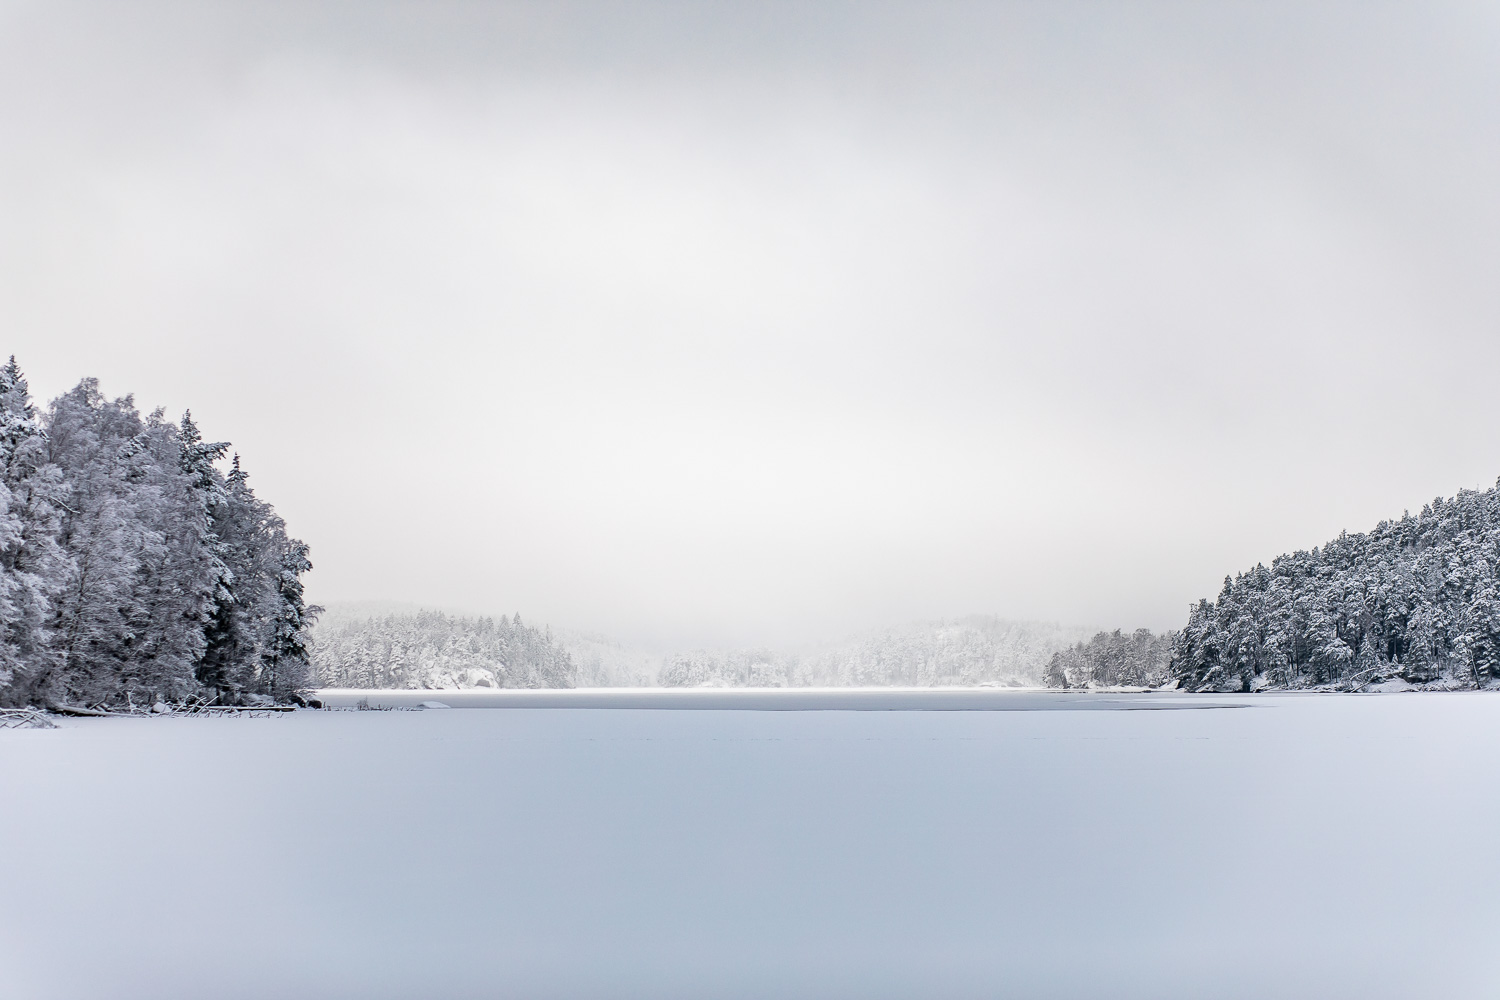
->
xmin=6 ymin=2 xmax=1500 ymax=648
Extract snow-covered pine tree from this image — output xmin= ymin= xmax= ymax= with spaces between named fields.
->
xmin=177 ymin=411 xmax=239 ymax=697
xmin=199 ymin=454 xmax=269 ymax=696
xmin=258 ymin=537 xmax=319 ymax=700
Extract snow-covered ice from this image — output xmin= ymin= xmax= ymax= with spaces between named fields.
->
xmin=313 ymin=686 xmax=1243 ymax=711
xmin=2 ymin=692 xmax=1498 ymax=999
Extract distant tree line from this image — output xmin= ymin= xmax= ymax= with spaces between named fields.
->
xmin=659 ymin=618 xmax=1093 ymax=688
xmin=301 ymin=482 xmax=1500 ymax=697
xmin=312 ymin=610 xmax=575 ymax=689
xmin=307 ymin=615 xmax=1095 ymax=691
xmin=1043 ymin=629 xmax=1174 ymax=689
xmin=0 ymin=359 xmax=317 ymax=708
xmin=660 ymin=648 xmax=793 ymax=687
xmin=1172 ymin=482 xmax=1500 ymax=691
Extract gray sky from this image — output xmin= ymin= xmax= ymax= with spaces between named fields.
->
xmin=4 ymin=2 xmax=1500 ymax=647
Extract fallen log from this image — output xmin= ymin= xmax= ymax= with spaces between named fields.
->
xmin=45 ymin=702 xmax=298 ymax=717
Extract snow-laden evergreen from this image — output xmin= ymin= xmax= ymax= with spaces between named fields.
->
xmin=310 ymin=610 xmax=575 ymax=689
xmin=0 ymin=361 xmax=318 ymax=708
xmin=1172 ymin=479 xmax=1500 ymax=691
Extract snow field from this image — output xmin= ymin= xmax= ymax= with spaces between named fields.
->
xmin=1 ymin=693 xmax=1498 ymax=999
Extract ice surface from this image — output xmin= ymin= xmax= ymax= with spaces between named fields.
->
xmin=2 ymin=693 xmax=1498 ymax=999
xmin=315 ymin=687 xmax=1248 ymax=711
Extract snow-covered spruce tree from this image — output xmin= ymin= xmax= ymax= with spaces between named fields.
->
xmin=218 ymin=459 xmax=321 ymax=701
xmin=0 ymin=364 xmax=317 ymax=708
xmin=259 ymin=537 xmax=318 ymax=700
xmin=178 ymin=411 xmax=239 ymax=698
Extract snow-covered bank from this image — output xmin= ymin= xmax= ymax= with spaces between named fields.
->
xmin=2 ymin=695 xmax=1498 ymax=999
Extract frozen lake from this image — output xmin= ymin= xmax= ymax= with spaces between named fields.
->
xmin=314 ymin=686 xmax=1252 ymax=711
xmin=3 ymin=692 xmax=1498 ymax=999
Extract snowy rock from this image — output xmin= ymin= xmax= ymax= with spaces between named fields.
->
xmin=417 ymin=700 xmax=451 ymax=710
xmin=151 ymin=702 xmax=170 ymax=714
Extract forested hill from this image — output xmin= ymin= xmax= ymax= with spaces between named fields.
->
xmin=0 ymin=360 xmax=317 ymax=709
xmin=311 ymin=610 xmax=576 ymax=689
xmin=1045 ymin=629 xmax=1175 ymax=689
xmin=310 ymin=613 xmax=1093 ymax=690
xmin=1173 ymin=480 xmax=1500 ymax=692
xmin=659 ymin=617 xmax=1095 ymax=688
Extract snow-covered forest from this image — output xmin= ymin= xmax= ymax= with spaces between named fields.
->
xmin=0 ymin=360 xmax=317 ymax=708
xmin=311 ymin=610 xmax=575 ymax=689
xmin=660 ymin=617 xmax=1093 ymax=688
xmin=1172 ymin=480 xmax=1500 ymax=691
xmin=310 ymin=611 xmax=1093 ymax=690
xmin=1044 ymin=629 xmax=1175 ymax=689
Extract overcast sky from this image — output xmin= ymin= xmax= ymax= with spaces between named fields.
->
xmin=4 ymin=1 xmax=1499 ymax=647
